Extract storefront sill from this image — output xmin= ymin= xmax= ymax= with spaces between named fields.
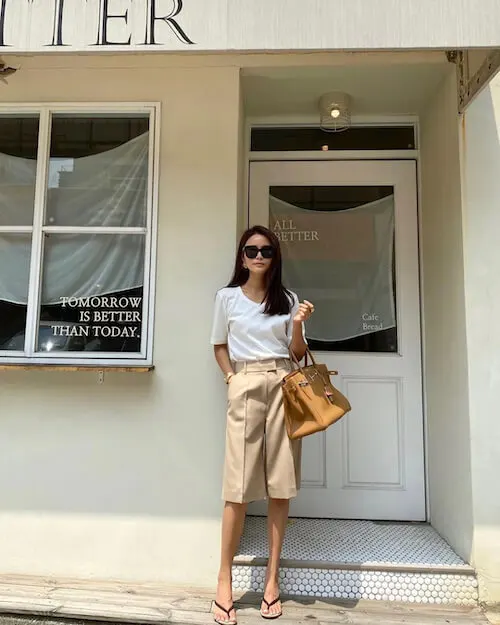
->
xmin=0 ymin=365 xmax=154 ymax=372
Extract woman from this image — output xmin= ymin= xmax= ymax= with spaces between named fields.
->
xmin=211 ymin=225 xmax=314 ymax=624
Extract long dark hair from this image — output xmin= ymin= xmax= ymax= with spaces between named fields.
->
xmin=227 ymin=225 xmax=293 ymax=316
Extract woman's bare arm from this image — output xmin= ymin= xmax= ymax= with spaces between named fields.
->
xmin=290 ymin=320 xmax=308 ymax=361
xmin=214 ymin=344 xmax=234 ymax=378
xmin=290 ymin=300 xmax=315 ymax=361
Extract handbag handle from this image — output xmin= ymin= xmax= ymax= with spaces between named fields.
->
xmin=289 ymin=347 xmax=339 ymax=377
xmin=289 ymin=346 xmax=327 ymax=369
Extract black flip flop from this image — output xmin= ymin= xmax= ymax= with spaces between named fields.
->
xmin=213 ymin=600 xmax=237 ymax=625
xmin=260 ymin=596 xmax=282 ymax=620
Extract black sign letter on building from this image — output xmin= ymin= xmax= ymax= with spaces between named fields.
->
xmin=145 ymin=0 xmax=195 ymax=45
xmin=49 ymin=0 xmax=67 ymax=46
xmin=0 ymin=0 xmax=9 ymax=47
xmin=96 ymin=0 xmax=131 ymax=45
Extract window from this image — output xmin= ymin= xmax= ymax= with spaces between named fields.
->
xmin=0 ymin=106 xmax=157 ymax=366
xmin=251 ymin=126 xmax=416 ymax=151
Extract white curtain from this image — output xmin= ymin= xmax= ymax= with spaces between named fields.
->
xmin=270 ymin=193 xmax=396 ymax=342
xmin=0 ymin=132 xmax=148 ymax=305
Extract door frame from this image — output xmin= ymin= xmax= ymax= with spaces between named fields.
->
xmin=243 ymin=116 xmax=430 ymax=522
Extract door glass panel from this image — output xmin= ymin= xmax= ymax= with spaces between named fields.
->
xmin=269 ymin=186 xmax=397 ymax=353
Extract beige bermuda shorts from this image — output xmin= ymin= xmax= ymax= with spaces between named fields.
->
xmin=222 ymin=358 xmax=302 ymax=504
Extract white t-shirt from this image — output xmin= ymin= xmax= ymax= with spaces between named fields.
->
xmin=210 ymin=286 xmax=304 ymax=362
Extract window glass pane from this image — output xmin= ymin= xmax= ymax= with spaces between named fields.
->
xmin=0 ymin=234 xmax=32 ymax=351
xmin=270 ymin=186 xmax=397 ymax=353
xmin=46 ymin=115 xmax=150 ymax=228
xmin=0 ymin=116 xmax=39 ymax=226
xmin=251 ymin=126 xmax=416 ymax=151
xmin=37 ymin=233 xmax=145 ymax=354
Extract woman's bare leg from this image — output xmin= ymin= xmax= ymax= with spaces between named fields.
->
xmin=214 ymin=502 xmax=247 ymax=623
xmin=261 ymin=498 xmax=289 ymax=617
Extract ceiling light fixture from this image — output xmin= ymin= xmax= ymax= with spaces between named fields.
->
xmin=318 ymin=92 xmax=351 ymax=132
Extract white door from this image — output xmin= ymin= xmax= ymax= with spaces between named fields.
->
xmin=248 ymin=160 xmax=425 ymax=521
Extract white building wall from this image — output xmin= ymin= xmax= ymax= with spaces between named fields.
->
xmin=462 ymin=74 xmax=500 ymax=605
xmin=1 ymin=50 xmax=500 ymax=603
xmin=419 ymin=69 xmax=474 ymax=561
xmin=421 ymin=66 xmax=500 ymax=604
xmin=0 ymin=58 xmax=241 ymax=587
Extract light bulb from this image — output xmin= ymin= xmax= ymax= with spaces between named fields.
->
xmin=330 ymin=108 xmax=341 ymax=119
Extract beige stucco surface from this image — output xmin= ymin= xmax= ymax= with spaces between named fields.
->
xmin=0 ymin=57 xmax=240 ymax=587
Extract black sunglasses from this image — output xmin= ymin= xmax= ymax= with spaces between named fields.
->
xmin=243 ymin=245 xmax=275 ymax=259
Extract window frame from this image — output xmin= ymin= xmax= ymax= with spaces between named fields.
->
xmin=0 ymin=102 xmax=160 ymax=367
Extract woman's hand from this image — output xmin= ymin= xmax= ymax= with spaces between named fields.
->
xmin=290 ymin=300 xmax=314 ymax=360
xmin=293 ymin=300 xmax=315 ymax=323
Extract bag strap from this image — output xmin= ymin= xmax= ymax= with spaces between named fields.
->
xmin=289 ymin=347 xmax=332 ymax=387
xmin=289 ymin=347 xmax=323 ymax=377
xmin=289 ymin=346 xmax=317 ymax=368
xmin=290 ymin=347 xmax=340 ymax=381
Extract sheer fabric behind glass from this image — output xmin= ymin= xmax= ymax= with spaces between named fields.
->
xmin=270 ymin=186 xmax=397 ymax=353
xmin=0 ymin=114 xmax=150 ymax=355
xmin=0 ymin=116 xmax=39 ymax=350
xmin=0 ymin=132 xmax=149 ymax=305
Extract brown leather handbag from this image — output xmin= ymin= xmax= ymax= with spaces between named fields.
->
xmin=282 ymin=348 xmax=351 ymax=440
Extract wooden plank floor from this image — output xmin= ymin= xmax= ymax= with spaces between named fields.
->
xmin=0 ymin=575 xmax=491 ymax=625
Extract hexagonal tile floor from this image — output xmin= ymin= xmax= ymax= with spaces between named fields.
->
xmin=232 ymin=517 xmax=477 ymax=605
